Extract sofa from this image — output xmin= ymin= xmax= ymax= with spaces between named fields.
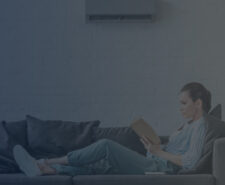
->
xmin=1 ymin=111 xmax=225 ymax=185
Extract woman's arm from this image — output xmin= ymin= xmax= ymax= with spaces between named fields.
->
xmin=140 ymin=136 xmax=183 ymax=167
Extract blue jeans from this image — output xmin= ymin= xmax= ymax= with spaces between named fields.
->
xmin=51 ymin=139 xmax=180 ymax=176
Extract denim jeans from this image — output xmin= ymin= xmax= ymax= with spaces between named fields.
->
xmin=51 ymin=139 xmax=180 ymax=176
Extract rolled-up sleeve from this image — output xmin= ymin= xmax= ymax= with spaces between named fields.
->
xmin=181 ymin=123 xmax=206 ymax=169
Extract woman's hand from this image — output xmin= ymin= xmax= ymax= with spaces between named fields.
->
xmin=140 ymin=136 xmax=162 ymax=155
xmin=140 ymin=136 xmax=183 ymax=166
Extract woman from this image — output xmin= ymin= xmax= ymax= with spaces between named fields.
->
xmin=13 ymin=82 xmax=211 ymax=177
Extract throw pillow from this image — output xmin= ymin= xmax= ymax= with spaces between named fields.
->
xmin=26 ymin=115 xmax=100 ymax=158
xmin=195 ymin=114 xmax=225 ymax=173
xmin=209 ymin=104 xmax=222 ymax=120
xmin=0 ymin=122 xmax=19 ymax=173
xmin=2 ymin=120 xmax=27 ymax=147
xmin=0 ymin=122 xmax=11 ymax=158
xmin=178 ymin=113 xmax=225 ymax=174
xmin=94 ymin=127 xmax=146 ymax=155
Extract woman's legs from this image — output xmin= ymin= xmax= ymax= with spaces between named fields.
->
xmin=44 ymin=156 xmax=69 ymax=166
xmin=13 ymin=140 xmax=178 ymax=177
xmin=14 ymin=139 xmax=180 ymax=177
xmin=39 ymin=139 xmax=152 ymax=175
xmin=42 ymin=139 xmax=181 ymax=175
xmin=60 ymin=139 xmax=157 ymax=175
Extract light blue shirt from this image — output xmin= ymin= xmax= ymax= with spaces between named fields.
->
xmin=147 ymin=117 xmax=206 ymax=170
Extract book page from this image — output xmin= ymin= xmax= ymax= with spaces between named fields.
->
xmin=130 ymin=118 xmax=161 ymax=145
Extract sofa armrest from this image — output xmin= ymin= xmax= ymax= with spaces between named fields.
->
xmin=213 ymin=137 xmax=225 ymax=185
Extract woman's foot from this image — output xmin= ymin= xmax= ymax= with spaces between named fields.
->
xmin=13 ymin=145 xmax=42 ymax=177
xmin=37 ymin=159 xmax=57 ymax=175
xmin=13 ymin=145 xmax=58 ymax=176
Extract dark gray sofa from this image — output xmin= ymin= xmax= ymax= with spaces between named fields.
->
xmin=0 ymin=173 xmax=216 ymax=185
xmin=1 ymin=114 xmax=225 ymax=185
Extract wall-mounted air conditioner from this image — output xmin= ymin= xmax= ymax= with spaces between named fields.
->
xmin=85 ymin=0 xmax=156 ymax=23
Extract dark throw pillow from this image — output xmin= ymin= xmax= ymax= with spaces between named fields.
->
xmin=209 ymin=104 xmax=222 ymax=120
xmin=26 ymin=115 xmax=100 ymax=158
xmin=178 ymin=113 xmax=225 ymax=174
xmin=0 ymin=122 xmax=12 ymax=158
xmin=94 ymin=127 xmax=146 ymax=155
xmin=195 ymin=114 xmax=225 ymax=173
xmin=0 ymin=122 xmax=19 ymax=173
xmin=2 ymin=120 xmax=27 ymax=148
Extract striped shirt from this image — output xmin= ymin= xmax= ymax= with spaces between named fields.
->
xmin=147 ymin=117 xmax=206 ymax=170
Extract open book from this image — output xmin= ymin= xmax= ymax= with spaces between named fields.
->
xmin=130 ymin=118 xmax=161 ymax=145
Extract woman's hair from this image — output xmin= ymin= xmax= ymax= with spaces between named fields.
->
xmin=180 ymin=82 xmax=211 ymax=113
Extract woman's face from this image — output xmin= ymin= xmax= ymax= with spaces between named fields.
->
xmin=179 ymin=91 xmax=200 ymax=120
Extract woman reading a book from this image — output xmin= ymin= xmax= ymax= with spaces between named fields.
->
xmin=13 ymin=82 xmax=210 ymax=177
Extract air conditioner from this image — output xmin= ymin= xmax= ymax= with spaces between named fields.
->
xmin=85 ymin=0 xmax=156 ymax=23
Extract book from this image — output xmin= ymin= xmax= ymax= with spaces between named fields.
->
xmin=130 ymin=118 xmax=161 ymax=145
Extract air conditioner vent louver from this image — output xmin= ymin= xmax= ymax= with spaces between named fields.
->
xmin=88 ymin=14 xmax=153 ymax=22
xmin=85 ymin=0 xmax=156 ymax=23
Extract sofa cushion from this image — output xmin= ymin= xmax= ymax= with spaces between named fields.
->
xmin=26 ymin=115 xmax=100 ymax=158
xmin=73 ymin=174 xmax=214 ymax=185
xmin=0 ymin=174 xmax=72 ymax=185
xmin=94 ymin=127 xmax=146 ymax=155
xmin=0 ymin=155 xmax=19 ymax=174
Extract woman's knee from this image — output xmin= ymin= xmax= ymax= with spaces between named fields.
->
xmin=97 ymin=139 xmax=114 ymax=146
